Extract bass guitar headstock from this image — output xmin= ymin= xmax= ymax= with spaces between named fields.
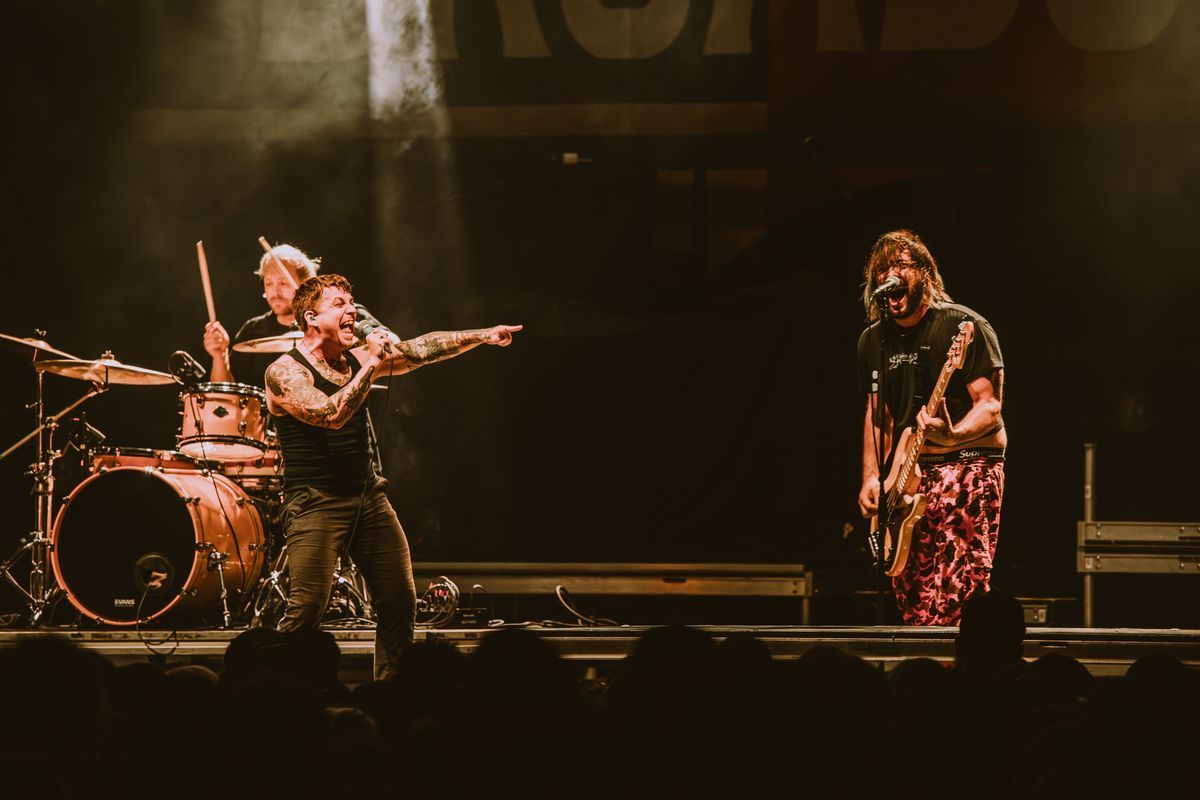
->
xmin=947 ymin=320 xmax=975 ymax=371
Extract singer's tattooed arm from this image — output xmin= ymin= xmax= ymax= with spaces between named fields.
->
xmin=399 ymin=329 xmax=491 ymax=364
xmin=366 ymin=325 xmax=521 ymax=377
xmin=265 ymin=355 xmax=378 ymax=429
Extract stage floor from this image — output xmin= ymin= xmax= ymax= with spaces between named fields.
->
xmin=2 ymin=625 xmax=1195 ymax=682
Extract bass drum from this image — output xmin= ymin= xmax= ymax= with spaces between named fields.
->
xmin=50 ymin=467 xmax=265 ymax=626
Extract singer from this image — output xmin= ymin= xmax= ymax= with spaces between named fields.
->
xmin=263 ymin=273 xmax=521 ymax=678
xmin=855 ymin=230 xmax=1006 ymax=626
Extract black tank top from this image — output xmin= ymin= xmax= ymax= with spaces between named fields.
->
xmin=272 ymin=348 xmax=376 ymax=493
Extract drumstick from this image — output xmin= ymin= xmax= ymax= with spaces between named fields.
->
xmin=257 ymin=236 xmax=298 ymax=289
xmin=196 ymin=241 xmax=217 ymax=324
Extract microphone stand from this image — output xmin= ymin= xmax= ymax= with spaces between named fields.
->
xmin=873 ymin=294 xmax=892 ymax=626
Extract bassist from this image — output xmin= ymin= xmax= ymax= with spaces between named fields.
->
xmin=855 ymin=230 xmax=1006 ymax=626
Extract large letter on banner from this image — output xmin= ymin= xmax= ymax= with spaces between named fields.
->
xmin=1047 ymin=0 xmax=1176 ymax=52
xmin=816 ymin=0 xmax=1018 ymax=52
xmin=562 ymin=0 xmax=692 ymax=59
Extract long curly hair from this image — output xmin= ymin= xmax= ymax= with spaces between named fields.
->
xmin=861 ymin=229 xmax=952 ymax=321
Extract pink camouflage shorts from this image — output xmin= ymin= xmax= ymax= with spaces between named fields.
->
xmin=892 ymin=457 xmax=1005 ymax=626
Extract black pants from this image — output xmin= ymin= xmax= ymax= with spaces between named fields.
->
xmin=278 ymin=479 xmax=416 ymax=679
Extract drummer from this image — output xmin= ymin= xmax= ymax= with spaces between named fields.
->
xmin=202 ymin=244 xmax=390 ymax=388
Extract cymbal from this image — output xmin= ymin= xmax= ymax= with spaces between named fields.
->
xmin=35 ymin=358 xmax=176 ymax=386
xmin=0 ymin=332 xmax=78 ymax=360
xmin=233 ymin=331 xmax=303 ymax=354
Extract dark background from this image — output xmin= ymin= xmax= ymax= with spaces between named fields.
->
xmin=2 ymin=0 xmax=1196 ymax=624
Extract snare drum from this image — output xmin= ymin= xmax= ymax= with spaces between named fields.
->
xmin=90 ymin=446 xmax=206 ymax=474
xmin=50 ymin=466 xmax=265 ymax=626
xmin=178 ymin=382 xmax=269 ymax=461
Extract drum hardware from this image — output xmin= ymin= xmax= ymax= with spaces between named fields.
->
xmin=247 ymin=546 xmax=373 ymax=629
xmin=204 ymin=548 xmax=232 ymax=628
xmin=90 ymin=447 xmax=208 ymax=475
xmin=0 ymin=336 xmax=158 ymax=624
xmin=249 ymin=553 xmax=290 ymax=627
xmin=0 ymin=381 xmax=107 ymax=464
xmin=67 ymin=414 xmax=107 ymax=451
xmin=331 ymin=558 xmax=373 ymax=620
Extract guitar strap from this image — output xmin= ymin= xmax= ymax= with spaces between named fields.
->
xmin=882 ymin=318 xmax=928 ymax=472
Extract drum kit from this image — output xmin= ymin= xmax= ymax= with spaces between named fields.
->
xmin=0 ymin=329 xmax=372 ymax=630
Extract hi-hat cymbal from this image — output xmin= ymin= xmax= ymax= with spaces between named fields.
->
xmin=35 ymin=358 xmax=176 ymax=386
xmin=232 ymin=331 xmax=303 ymax=354
xmin=0 ymin=332 xmax=78 ymax=360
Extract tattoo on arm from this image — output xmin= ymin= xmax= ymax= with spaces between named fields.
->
xmin=266 ymin=357 xmax=378 ymax=429
xmin=395 ymin=329 xmax=488 ymax=366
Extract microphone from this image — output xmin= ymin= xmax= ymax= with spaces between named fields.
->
xmin=80 ymin=419 xmax=106 ymax=446
xmin=872 ymin=275 xmax=905 ymax=299
xmin=355 ymin=320 xmax=394 ymax=356
xmin=67 ymin=415 xmax=106 ymax=449
xmin=168 ymin=350 xmax=207 ymax=384
xmin=135 ymin=553 xmax=174 ymax=594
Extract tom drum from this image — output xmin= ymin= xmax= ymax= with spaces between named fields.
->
xmin=177 ymin=382 xmax=269 ymax=461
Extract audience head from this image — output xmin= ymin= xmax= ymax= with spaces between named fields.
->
xmin=955 ymin=590 xmax=1026 ymax=677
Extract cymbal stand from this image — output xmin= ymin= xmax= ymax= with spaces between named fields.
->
xmin=206 ymin=548 xmax=232 ymax=629
xmin=0 ymin=369 xmax=108 ymax=624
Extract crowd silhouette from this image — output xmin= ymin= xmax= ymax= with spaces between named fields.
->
xmin=0 ymin=591 xmax=1195 ymax=798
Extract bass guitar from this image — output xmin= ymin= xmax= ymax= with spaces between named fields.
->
xmin=870 ymin=320 xmax=974 ymax=576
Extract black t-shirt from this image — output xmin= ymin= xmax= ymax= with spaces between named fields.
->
xmin=229 ymin=303 xmax=384 ymax=390
xmin=230 ymin=312 xmax=293 ymax=391
xmin=856 ymin=302 xmax=1004 ymax=438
